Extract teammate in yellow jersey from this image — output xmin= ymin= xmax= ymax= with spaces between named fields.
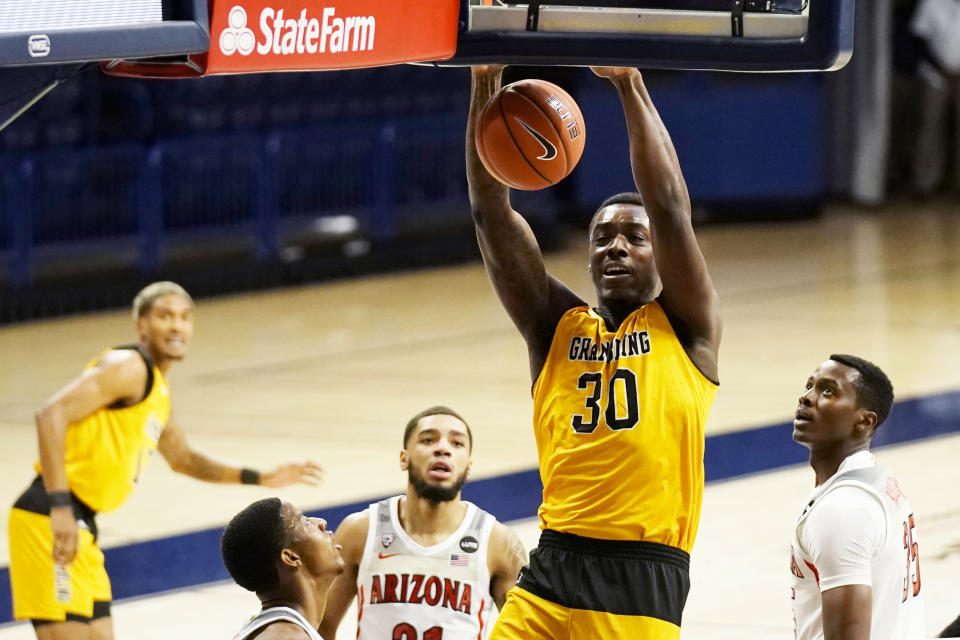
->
xmin=467 ymin=66 xmax=722 ymax=639
xmin=8 ymin=281 xmax=325 ymax=640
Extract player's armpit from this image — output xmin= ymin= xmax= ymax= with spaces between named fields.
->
xmin=820 ymin=584 xmax=872 ymax=640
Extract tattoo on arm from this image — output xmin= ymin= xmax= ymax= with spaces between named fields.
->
xmin=491 ymin=527 xmax=528 ymax=609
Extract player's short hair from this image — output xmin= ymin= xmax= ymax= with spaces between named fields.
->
xmin=220 ymin=497 xmax=288 ymax=593
xmin=589 ymin=191 xmax=645 ymax=234
xmin=132 ymin=281 xmax=193 ymax=320
xmin=829 ymin=354 xmax=895 ymax=428
xmin=403 ymin=406 xmax=473 ymax=452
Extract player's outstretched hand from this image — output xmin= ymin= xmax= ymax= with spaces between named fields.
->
xmin=590 ymin=66 xmax=639 ymax=81
xmin=260 ymin=460 xmax=325 ymax=487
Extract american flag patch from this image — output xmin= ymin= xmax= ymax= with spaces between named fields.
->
xmin=449 ymin=553 xmax=470 ymax=567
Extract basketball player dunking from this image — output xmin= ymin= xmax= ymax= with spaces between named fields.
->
xmin=466 ymin=66 xmax=722 ymax=639
xmin=318 ymin=407 xmax=527 ymax=640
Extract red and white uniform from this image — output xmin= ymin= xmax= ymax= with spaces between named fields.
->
xmin=790 ymin=451 xmax=925 ymax=640
xmin=356 ymin=496 xmax=497 ymax=640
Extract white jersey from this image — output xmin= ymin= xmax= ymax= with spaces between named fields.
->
xmin=232 ymin=606 xmax=324 ymax=640
xmin=790 ymin=451 xmax=925 ymax=640
xmin=356 ymin=496 xmax=497 ymax=640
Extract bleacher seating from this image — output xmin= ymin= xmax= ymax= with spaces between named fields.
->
xmin=0 ymin=64 xmax=483 ymax=301
xmin=0 ymin=63 xmax=824 ymax=322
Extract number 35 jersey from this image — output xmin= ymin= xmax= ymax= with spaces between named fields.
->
xmin=532 ymin=301 xmax=717 ymax=550
xmin=790 ymin=451 xmax=925 ymax=640
xmin=355 ymin=496 xmax=497 ymax=640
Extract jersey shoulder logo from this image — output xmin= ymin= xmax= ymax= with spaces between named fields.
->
xmin=381 ymin=532 xmax=395 ymax=548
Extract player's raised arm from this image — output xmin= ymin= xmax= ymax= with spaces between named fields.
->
xmin=593 ymin=67 xmax=721 ymax=380
xmin=467 ymin=66 xmax=584 ymax=378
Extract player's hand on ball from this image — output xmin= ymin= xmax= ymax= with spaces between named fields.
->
xmin=260 ymin=460 xmax=325 ymax=487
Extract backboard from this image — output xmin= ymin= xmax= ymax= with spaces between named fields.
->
xmin=450 ymin=0 xmax=854 ymax=72
xmin=0 ymin=0 xmax=208 ymax=67
xmin=102 ymin=0 xmax=852 ymax=79
xmin=0 ymin=0 xmax=209 ymax=131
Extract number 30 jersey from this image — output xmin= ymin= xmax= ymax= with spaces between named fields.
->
xmin=355 ymin=496 xmax=497 ymax=640
xmin=532 ymin=302 xmax=717 ymax=550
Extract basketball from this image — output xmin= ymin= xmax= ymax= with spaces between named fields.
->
xmin=475 ymin=79 xmax=586 ymax=191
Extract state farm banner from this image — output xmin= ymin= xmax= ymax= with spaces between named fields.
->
xmin=206 ymin=0 xmax=459 ymax=72
xmin=206 ymin=0 xmax=460 ymax=74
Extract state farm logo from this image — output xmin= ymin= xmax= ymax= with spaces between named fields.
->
xmin=218 ymin=4 xmax=376 ymax=57
xmin=219 ymin=6 xmax=256 ymax=56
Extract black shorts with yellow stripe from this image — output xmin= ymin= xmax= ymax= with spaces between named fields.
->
xmin=8 ymin=476 xmax=112 ymax=625
xmin=490 ymin=529 xmax=690 ymax=640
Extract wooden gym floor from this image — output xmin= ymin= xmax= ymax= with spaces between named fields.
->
xmin=0 ymin=199 xmax=958 ymax=638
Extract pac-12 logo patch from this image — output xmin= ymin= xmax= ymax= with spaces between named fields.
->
xmin=459 ymin=535 xmax=479 ymax=553
xmin=381 ymin=533 xmax=395 ymax=549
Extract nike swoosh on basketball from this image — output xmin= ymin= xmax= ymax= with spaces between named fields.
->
xmin=516 ymin=119 xmax=557 ymax=161
xmin=378 ymin=552 xmax=400 ymax=559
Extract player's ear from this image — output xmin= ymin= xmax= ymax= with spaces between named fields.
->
xmin=854 ymin=409 xmax=877 ymax=436
xmin=280 ymin=548 xmax=300 ymax=568
xmin=399 ymin=449 xmax=409 ymax=471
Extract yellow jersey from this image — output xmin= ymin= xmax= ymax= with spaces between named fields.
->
xmin=532 ymin=302 xmax=717 ymax=551
xmin=34 ymin=346 xmax=170 ymax=513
